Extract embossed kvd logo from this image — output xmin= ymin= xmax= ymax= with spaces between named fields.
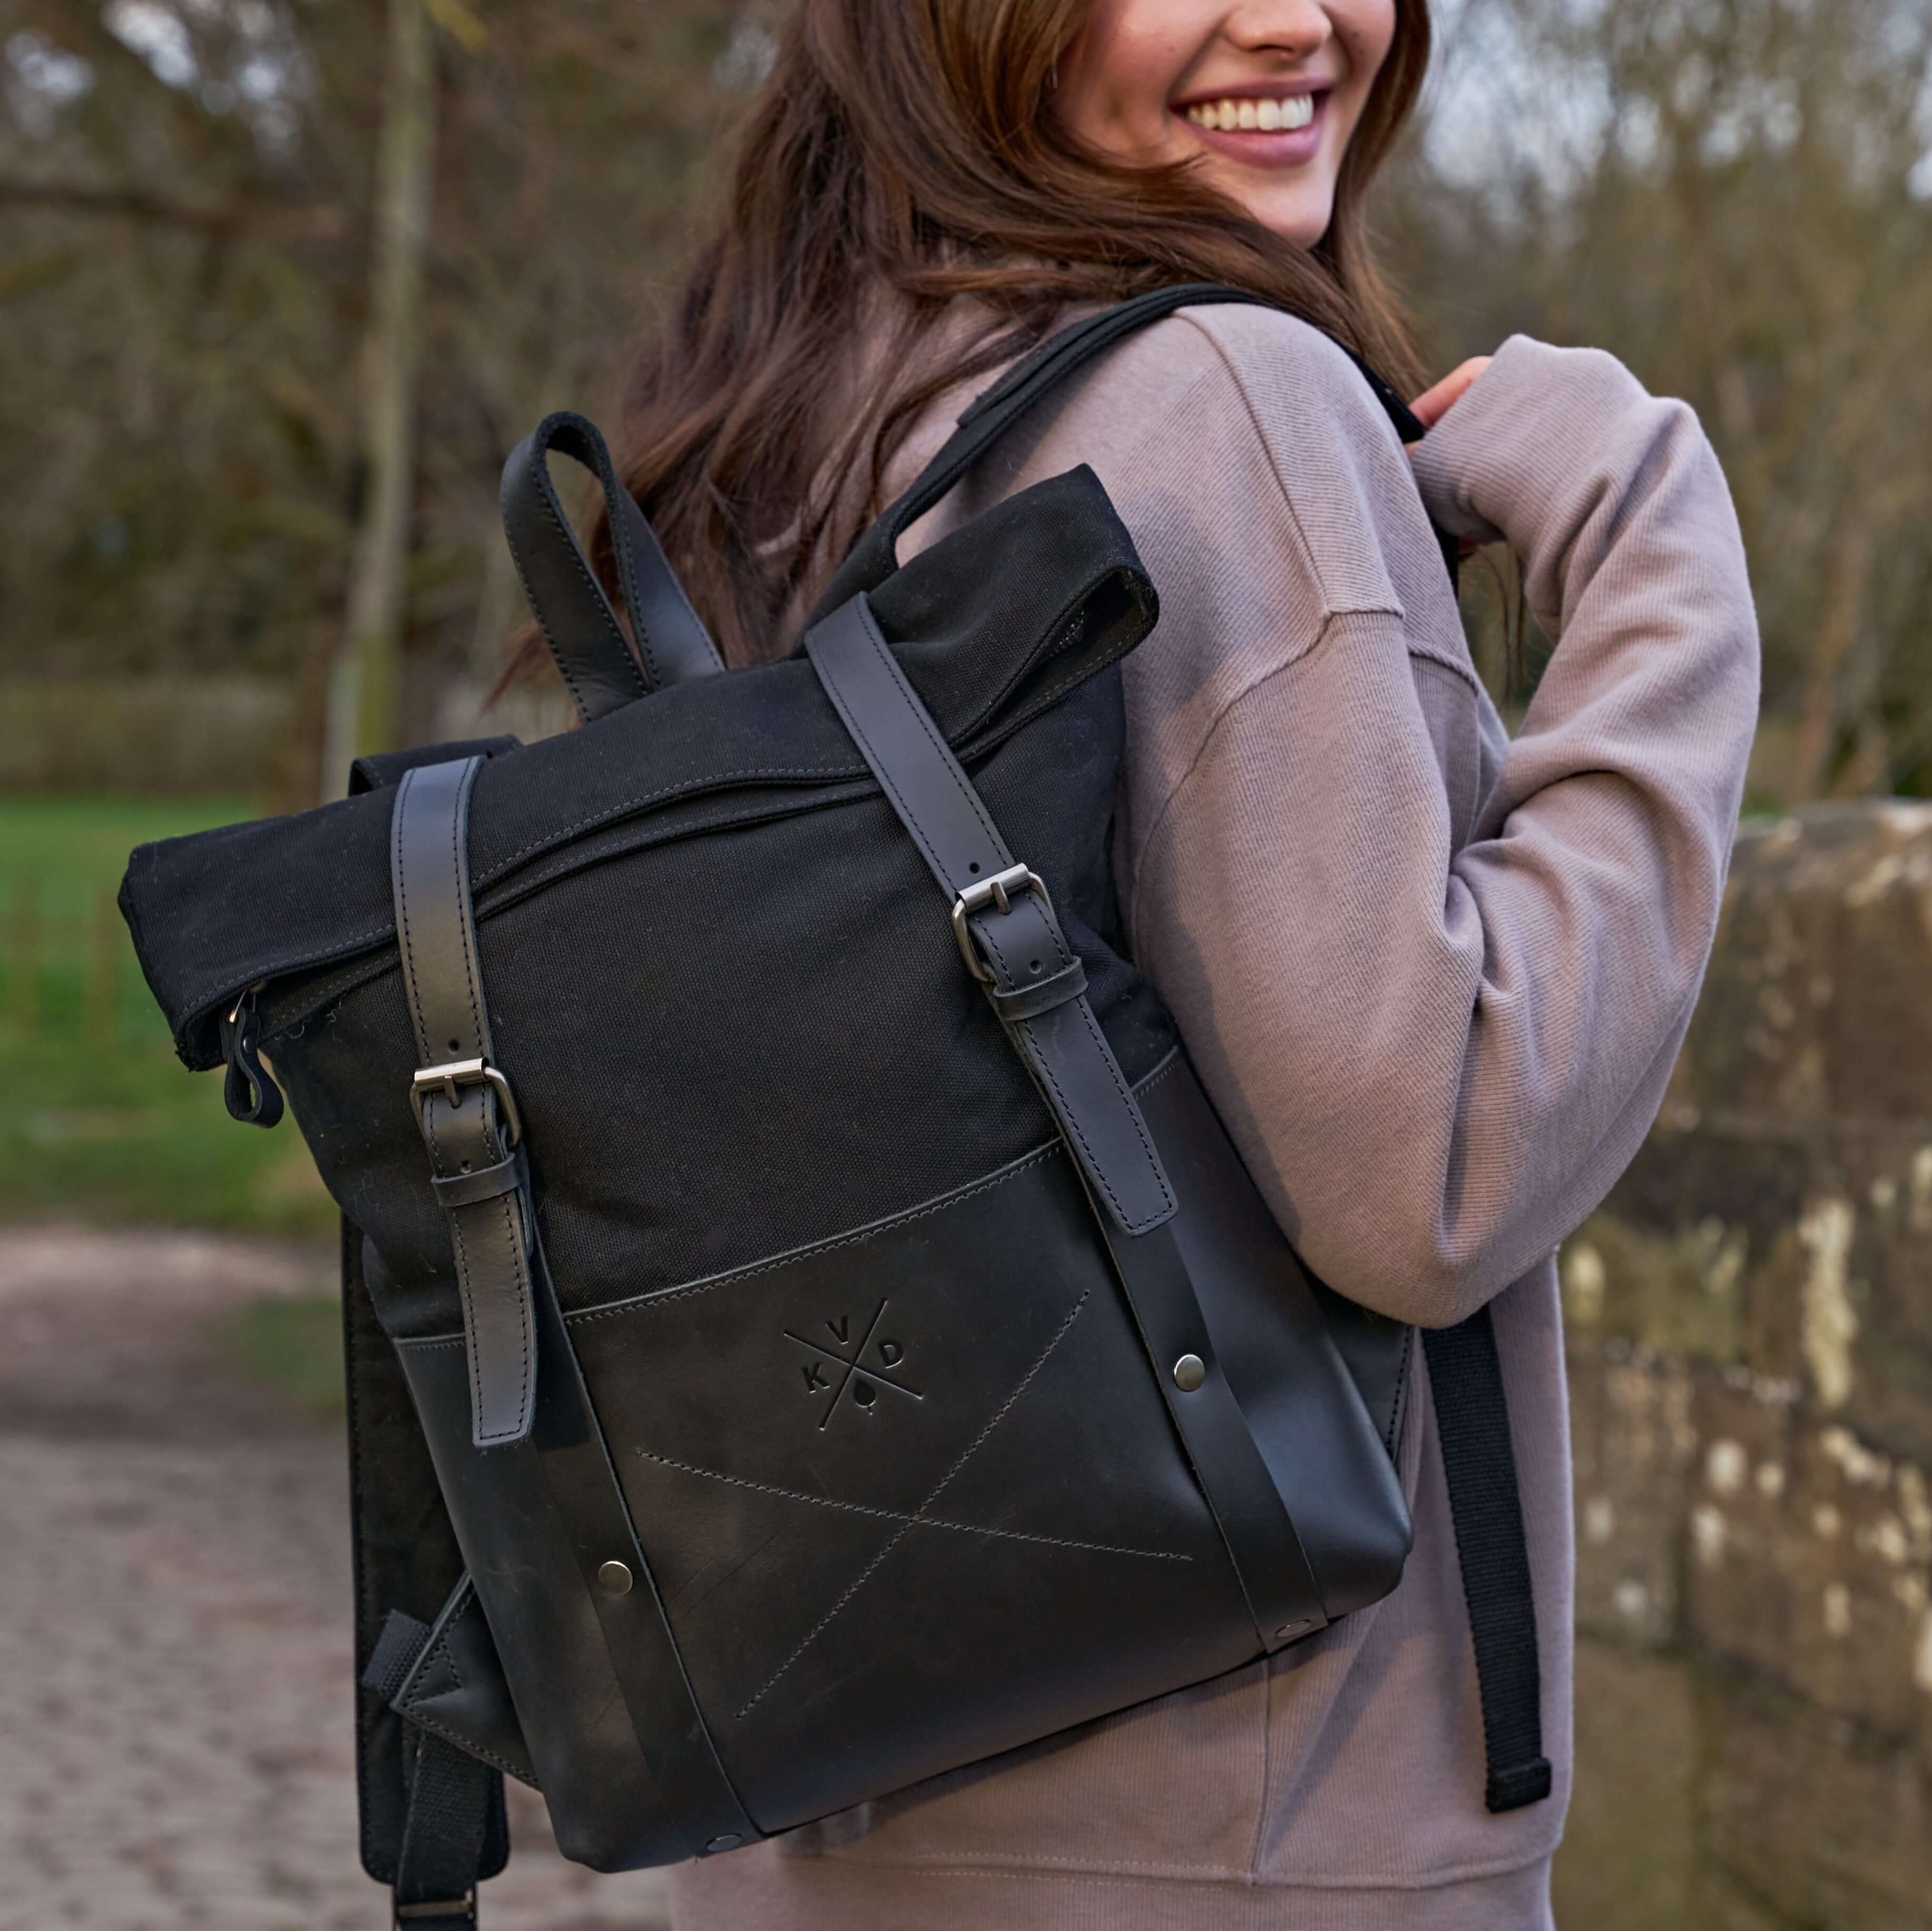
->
xmin=784 ymin=1298 xmax=923 ymax=1430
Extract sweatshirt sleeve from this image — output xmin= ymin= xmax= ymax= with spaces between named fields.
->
xmin=1127 ymin=332 xmax=1761 ymax=1328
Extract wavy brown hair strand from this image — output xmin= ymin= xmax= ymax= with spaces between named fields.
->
xmin=506 ymin=0 xmax=1433 ymax=680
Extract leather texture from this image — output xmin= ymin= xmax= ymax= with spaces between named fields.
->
xmin=390 ymin=757 xmax=538 ymax=1449
xmin=392 ymin=1575 xmax=540 ymax=1790
xmin=566 ymin=1099 xmax=1257 ymax=1831
xmin=501 ymin=410 xmax=724 ymax=722
xmin=374 ymin=1053 xmax=1413 ymax=1834
xmin=1137 ymin=1058 xmax=1413 ymax=1618
xmin=806 ymin=593 xmax=1176 ymax=1237
xmin=395 ymin=1239 xmax=759 ymax=1870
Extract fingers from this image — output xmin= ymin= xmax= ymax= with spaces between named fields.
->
xmin=1409 ymin=357 xmax=1494 ymax=432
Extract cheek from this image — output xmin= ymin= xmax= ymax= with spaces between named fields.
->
xmin=1060 ymin=0 xmax=1204 ymax=151
xmin=1335 ymin=0 xmax=1398 ymax=92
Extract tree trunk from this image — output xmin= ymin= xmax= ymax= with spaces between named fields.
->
xmin=322 ymin=0 xmax=437 ymax=797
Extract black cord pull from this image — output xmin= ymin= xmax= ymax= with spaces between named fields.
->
xmin=221 ymin=989 xmax=285 ymax=1128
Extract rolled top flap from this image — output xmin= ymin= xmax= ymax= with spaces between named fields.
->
xmin=122 ymin=465 xmax=1155 ymax=1068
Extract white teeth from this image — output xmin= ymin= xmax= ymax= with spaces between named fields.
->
xmin=1185 ymin=94 xmax=1316 ymax=133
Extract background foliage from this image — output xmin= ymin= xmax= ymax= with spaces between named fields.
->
xmin=2 ymin=0 xmax=1929 ymax=805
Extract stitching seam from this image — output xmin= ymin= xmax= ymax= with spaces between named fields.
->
xmin=393 ymin=769 xmax=429 ymax=1059
xmin=396 ymin=1053 xmax=1178 ymax=1348
xmin=533 ymin=465 xmax=648 ymax=693
xmin=857 ymin=615 xmax=1011 ymax=858
xmin=396 ymin=1696 xmax=533 ymax=1785
xmin=733 ymin=1288 xmax=1091 ymax=1718
xmin=633 ymin=1450 xmax=1189 ymax=1561
xmin=568 ymin=1144 xmax=1060 ymax=1324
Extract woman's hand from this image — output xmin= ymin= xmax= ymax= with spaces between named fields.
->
xmin=1409 ymin=357 xmax=1492 ymax=434
xmin=1410 ymin=358 xmax=1494 ymax=556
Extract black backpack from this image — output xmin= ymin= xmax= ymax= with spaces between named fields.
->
xmin=122 ymin=286 xmax=1549 ymax=1929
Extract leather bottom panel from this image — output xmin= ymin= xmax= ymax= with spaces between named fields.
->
xmin=567 ymin=1137 xmax=1257 ymax=1831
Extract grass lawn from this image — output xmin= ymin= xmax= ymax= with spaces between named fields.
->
xmin=0 ymin=794 xmax=336 ymax=1237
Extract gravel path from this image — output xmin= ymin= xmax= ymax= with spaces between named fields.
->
xmin=0 ymin=1228 xmax=670 ymax=1930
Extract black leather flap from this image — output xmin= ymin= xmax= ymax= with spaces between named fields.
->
xmin=393 ymin=1575 xmax=541 ymax=1789
xmin=120 ymin=465 xmax=1155 ymax=1070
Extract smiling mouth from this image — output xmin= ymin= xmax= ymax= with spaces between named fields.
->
xmin=1181 ymin=93 xmax=1322 ymax=134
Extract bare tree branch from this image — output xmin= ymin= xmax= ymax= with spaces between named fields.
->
xmin=0 ymin=178 xmax=345 ymax=241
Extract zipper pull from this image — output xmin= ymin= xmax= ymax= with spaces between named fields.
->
xmin=221 ymin=987 xmax=286 ymax=1128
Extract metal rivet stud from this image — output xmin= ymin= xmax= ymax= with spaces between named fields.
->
xmin=705 ymin=1833 xmax=743 ymax=1854
xmin=1274 ymin=1619 xmax=1315 ymax=1642
xmin=1173 ymin=1353 xmax=1206 ymax=1393
xmin=596 ymin=1560 xmax=633 ymax=1597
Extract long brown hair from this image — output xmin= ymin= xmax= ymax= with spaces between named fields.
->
xmin=534 ymin=0 xmax=1433 ymax=676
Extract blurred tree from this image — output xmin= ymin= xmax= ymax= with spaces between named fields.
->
xmin=2 ymin=0 xmax=1928 ymax=804
xmin=323 ymin=0 xmax=439 ymax=781
xmin=0 ymin=0 xmax=752 ymax=797
xmin=1385 ymin=0 xmax=1932 ymax=801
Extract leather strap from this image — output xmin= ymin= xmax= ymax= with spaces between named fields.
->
xmin=391 ymin=757 xmax=538 ymax=1449
xmin=806 ymin=594 xmax=1174 ymax=1236
xmin=804 ymin=595 xmax=1329 ymax=1652
xmin=812 ymin=282 xmax=1447 ymax=619
xmin=1099 ymin=1218 xmax=1329 ymax=1649
xmin=501 ymin=410 xmax=724 ymax=722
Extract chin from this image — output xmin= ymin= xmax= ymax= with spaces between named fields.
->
xmin=1247 ymin=192 xmax=1336 ymax=250
xmin=1199 ymin=169 xmax=1337 ymax=250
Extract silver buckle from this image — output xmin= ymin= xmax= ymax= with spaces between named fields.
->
xmin=410 ymin=1058 xmax=523 ymax=1146
xmin=394 ymin=1895 xmax=476 ymax=1925
xmin=950 ymin=863 xmax=1053 ymax=982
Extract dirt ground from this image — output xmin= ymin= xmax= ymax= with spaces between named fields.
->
xmin=0 ymin=1227 xmax=671 ymax=1931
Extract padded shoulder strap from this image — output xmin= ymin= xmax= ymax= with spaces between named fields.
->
xmin=813 ymin=282 xmax=1436 ymax=618
xmin=501 ymin=411 xmax=724 ymax=723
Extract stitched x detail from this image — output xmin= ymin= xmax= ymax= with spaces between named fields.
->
xmin=729 ymin=1289 xmax=1102 ymax=1719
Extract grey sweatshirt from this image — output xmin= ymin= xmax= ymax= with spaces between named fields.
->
xmin=672 ymin=307 xmax=1760 ymax=1930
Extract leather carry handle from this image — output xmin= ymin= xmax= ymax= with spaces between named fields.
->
xmin=812 ymin=282 xmax=1436 ymax=620
xmin=501 ymin=411 xmax=724 ymax=723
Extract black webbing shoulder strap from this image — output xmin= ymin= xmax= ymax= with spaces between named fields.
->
xmin=1424 ymin=1313 xmax=1552 ymax=1810
xmin=811 ymin=281 xmax=1453 ymax=621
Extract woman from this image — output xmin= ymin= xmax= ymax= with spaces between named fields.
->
xmin=563 ymin=1 xmax=1759 ymax=1925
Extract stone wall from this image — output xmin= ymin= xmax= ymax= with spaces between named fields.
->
xmin=1553 ymin=803 xmax=1932 ymax=1931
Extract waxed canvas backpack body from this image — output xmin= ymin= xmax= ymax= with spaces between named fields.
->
xmin=122 ymin=287 xmax=1549 ymax=1928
